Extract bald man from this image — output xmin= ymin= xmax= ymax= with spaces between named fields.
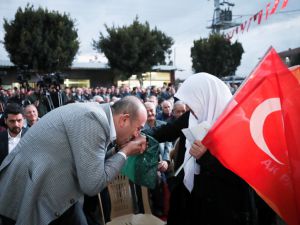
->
xmin=0 ymin=96 xmax=147 ymax=225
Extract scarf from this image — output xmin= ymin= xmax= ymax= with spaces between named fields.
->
xmin=174 ymin=72 xmax=232 ymax=192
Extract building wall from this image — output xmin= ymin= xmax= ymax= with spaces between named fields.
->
xmin=278 ymin=47 xmax=300 ymax=66
xmin=0 ymin=67 xmax=116 ymax=89
xmin=0 ymin=66 xmax=19 ymax=89
xmin=118 ymin=71 xmax=173 ymax=88
xmin=0 ymin=64 xmax=174 ymax=89
xmin=63 ymin=68 xmax=115 ymax=87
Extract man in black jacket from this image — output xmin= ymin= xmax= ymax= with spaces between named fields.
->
xmin=0 ymin=103 xmax=27 ymax=165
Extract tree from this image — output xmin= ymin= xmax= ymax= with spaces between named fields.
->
xmin=3 ymin=4 xmax=79 ymax=75
xmin=93 ymin=17 xmax=174 ymax=85
xmin=191 ymin=33 xmax=244 ymax=78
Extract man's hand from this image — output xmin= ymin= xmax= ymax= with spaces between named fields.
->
xmin=189 ymin=140 xmax=207 ymax=159
xmin=120 ymin=135 xmax=147 ymax=157
xmin=158 ymin=160 xmax=168 ymax=172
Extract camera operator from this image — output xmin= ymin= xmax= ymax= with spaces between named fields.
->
xmin=25 ymin=82 xmax=49 ymax=117
xmin=25 ymin=73 xmax=65 ymax=117
xmin=44 ymin=82 xmax=64 ymax=112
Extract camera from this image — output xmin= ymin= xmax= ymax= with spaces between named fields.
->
xmin=37 ymin=73 xmax=65 ymax=92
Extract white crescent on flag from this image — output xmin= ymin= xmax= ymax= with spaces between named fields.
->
xmin=250 ymin=98 xmax=284 ymax=165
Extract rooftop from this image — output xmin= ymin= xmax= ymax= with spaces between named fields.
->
xmin=0 ymin=59 xmax=177 ymax=71
xmin=0 ymin=59 xmax=110 ymax=70
xmin=152 ymin=65 xmax=177 ymax=71
xmin=71 ymin=61 xmax=110 ymax=69
xmin=278 ymin=47 xmax=300 ymax=58
xmin=0 ymin=59 xmax=14 ymax=67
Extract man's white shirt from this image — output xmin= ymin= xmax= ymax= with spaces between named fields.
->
xmin=8 ymin=130 xmax=22 ymax=153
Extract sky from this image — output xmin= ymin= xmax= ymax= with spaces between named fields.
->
xmin=0 ymin=0 xmax=299 ymax=80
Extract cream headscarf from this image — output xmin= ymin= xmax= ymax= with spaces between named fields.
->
xmin=174 ymin=72 xmax=232 ymax=192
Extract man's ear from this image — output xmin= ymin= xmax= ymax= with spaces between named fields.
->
xmin=4 ymin=118 xmax=7 ymax=126
xmin=118 ymin=113 xmax=130 ymax=128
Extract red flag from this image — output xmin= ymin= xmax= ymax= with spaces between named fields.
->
xmin=281 ymin=0 xmax=288 ymax=9
xmin=254 ymin=10 xmax=263 ymax=24
xmin=265 ymin=2 xmax=271 ymax=20
xmin=226 ymin=29 xmax=234 ymax=39
xmin=202 ymin=47 xmax=300 ymax=225
xmin=289 ymin=65 xmax=300 ymax=83
xmin=235 ymin=26 xmax=239 ymax=34
xmin=270 ymin=0 xmax=280 ymax=15
xmin=240 ymin=21 xmax=247 ymax=34
xmin=247 ymin=16 xmax=253 ymax=32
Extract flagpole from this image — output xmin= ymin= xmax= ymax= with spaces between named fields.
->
xmin=174 ymin=155 xmax=192 ymax=177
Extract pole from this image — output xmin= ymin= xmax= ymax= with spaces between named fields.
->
xmin=214 ymin=0 xmax=221 ymax=33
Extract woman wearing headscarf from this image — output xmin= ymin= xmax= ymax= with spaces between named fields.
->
xmin=146 ymin=72 xmax=253 ymax=225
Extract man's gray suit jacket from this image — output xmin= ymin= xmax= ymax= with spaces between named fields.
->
xmin=0 ymin=102 xmax=126 ymax=225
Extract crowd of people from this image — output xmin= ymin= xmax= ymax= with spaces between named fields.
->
xmin=0 ymin=74 xmax=282 ymax=225
xmin=0 ymin=82 xmax=177 ymax=116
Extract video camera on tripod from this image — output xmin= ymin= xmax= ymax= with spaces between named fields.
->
xmin=37 ymin=73 xmax=65 ymax=111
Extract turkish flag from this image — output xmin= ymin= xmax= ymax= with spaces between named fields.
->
xmin=202 ymin=47 xmax=300 ymax=225
xmin=289 ymin=65 xmax=300 ymax=83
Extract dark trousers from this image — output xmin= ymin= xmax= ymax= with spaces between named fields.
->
xmin=84 ymin=195 xmax=102 ymax=225
xmin=0 ymin=193 xmax=111 ymax=225
xmin=50 ymin=202 xmax=88 ymax=225
xmin=1 ymin=202 xmax=88 ymax=225
xmin=0 ymin=215 xmax=15 ymax=225
xmin=99 ymin=188 xmax=111 ymax=223
xmin=129 ymin=181 xmax=145 ymax=214
xmin=83 ymin=192 xmax=110 ymax=225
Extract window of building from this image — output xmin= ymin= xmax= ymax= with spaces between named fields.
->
xmin=64 ymin=79 xmax=90 ymax=88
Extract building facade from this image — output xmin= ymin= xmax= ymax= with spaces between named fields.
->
xmin=278 ymin=47 xmax=300 ymax=66
xmin=0 ymin=60 xmax=175 ymax=89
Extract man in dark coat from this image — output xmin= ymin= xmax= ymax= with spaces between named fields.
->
xmin=0 ymin=103 xmax=27 ymax=165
